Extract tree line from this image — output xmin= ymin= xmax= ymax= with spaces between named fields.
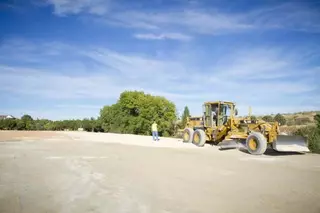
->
xmin=0 ymin=91 xmax=178 ymax=136
xmin=260 ymin=113 xmax=315 ymax=126
xmin=1 ymin=90 xmax=319 ymax=153
xmin=0 ymin=114 xmax=103 ymax=132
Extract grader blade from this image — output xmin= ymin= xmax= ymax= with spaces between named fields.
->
xmin=272 ymin=135 xmax=310 ymax=153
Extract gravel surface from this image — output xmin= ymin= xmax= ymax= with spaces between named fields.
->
xmin=0 ymin=131 xmax=319 ymax=213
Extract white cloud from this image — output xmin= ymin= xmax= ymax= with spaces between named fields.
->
xmin=0 ymin=66 xmax=132 ymax=100
xmin=113 ymin=5 xmax=320 ymax=34
xmin=0 ymin=39 xmax=319 ymax=119
xmin=247 ymin=3 xmax=320 ymax=33
xmin=45 ymin=0 xmax=110 ymax=16
xmin=134 ymin=33 xmax=192 ymax=41
xmin=39 ymin=1 xmax=320 ymax=37
xmin=107 ymin=10 xmax=253 ymax=35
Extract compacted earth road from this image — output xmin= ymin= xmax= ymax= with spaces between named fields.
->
xmin=0 ymin=130 xmax=319 ymax=213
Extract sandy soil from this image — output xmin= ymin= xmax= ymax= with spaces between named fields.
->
xmin=0 ymin=130 xmax=65 ymax=141
xmin=0 ymin=131 xmax=319 ymax=213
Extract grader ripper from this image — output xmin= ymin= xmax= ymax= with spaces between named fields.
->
xmin=182 ymin=101 xmax=310 ymax=155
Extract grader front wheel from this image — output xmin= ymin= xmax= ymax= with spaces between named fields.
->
xmin=246 ymin=132 xmax=267 ymax=155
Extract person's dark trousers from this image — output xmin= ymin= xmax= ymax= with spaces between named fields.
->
xmin=152 ymin=131 xmax=159 ymax=141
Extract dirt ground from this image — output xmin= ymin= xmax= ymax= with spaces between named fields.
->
xmin=0 ymin=130 xmax=63 ymax=141
xmin=0 ymin=131 xmax=319 ymax=213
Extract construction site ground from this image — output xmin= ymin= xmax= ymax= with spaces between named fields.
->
xmin=0 ymin=130 xmax=319 ymax=213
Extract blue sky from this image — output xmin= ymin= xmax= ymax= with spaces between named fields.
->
xmin=0 ymin=0 xmax=319 ymax=120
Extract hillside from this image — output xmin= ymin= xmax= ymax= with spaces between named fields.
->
xmin=256 ymin=111 xmax=319 ymax=126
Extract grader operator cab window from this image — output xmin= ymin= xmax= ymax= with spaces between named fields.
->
xmin=203 ymin=104 xmax=211 ymax=127
xmin=218 ymin=104 xmax=231 ymax=126
xmin=203 ymin=102 xmax=233 ymax=127
xmin=203 ymin=103 xmax=218 ymax=127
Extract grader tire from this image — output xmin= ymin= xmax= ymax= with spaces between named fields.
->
xmin=192 ymin=129 xmax=206 ymax=147
xmin=183 ymin=128 xmax=194 ymax=143
xmin=246 ymin=132 xmax=267 ymax=155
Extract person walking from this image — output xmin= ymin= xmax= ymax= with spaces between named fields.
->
xmin=151 ymin=121 xmax=159 ymax=141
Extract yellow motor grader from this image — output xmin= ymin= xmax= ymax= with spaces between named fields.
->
xmin=182 ymin=101 xmax=310 ymax=155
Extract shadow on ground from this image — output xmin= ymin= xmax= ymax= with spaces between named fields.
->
xmin=217 ymin=145 xmax=305 ymax=156
xmin=238 ymin=148 xmax=306 ymax=156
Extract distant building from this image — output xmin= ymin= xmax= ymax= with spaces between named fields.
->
xmin=0 ymin=115 xmax=15 ymax=120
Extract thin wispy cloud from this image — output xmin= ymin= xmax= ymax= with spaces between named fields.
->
xmin=134 ymin=33 xmax=192 ymax=41
xmin=1 ymin=1 xmax=319 ymax=119
xmin=41 ymin=0 xmax=320 ymax=35
xmin=44 ymin=0 xmax=111 ymax=16
xmin=0 ymin=38 xmax=318 ymax=119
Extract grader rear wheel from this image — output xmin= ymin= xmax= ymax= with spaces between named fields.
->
xmin=182 ymin=128 xmax=194 ymax=143
xmin=192 ymin=129 xmax=206 ymax=147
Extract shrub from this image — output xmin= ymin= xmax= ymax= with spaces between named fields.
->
xmin=294 ymin=114 xmax=320 ymax=153
xmin=262 ymin=115 xmax=274 ymax=122
xmin=274 ymin=113 xmax=286 ymax=125
xmin=286 ymin=118 xmax=295 ymax=126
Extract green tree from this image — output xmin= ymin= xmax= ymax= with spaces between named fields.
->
xmin=262 ymin=115 xmax=274 ymax=122
xmin=0 ymin=119 xmax=4 ymax=130
xmin=34 ymin=119 xmax=51 ymax=130
xmin=16 ymin=120 xmax=26 ymax=130
xmin=21 ymin=114 xmax=35 ymax=130
xmin=44 ymin=121 xmax=55 ymax=130
xmin=21 ymin=114 xmax=33 ymax=122
xmin=6 ymin=119 xmax=17 ymax=130
xmin=82 ymin=118 xmax=94 ymax=132
xmin=274 ymin=113 xmax=286 ymax=125
xmin=181 ymin=106 xmax=191 ymax=128
xmin=100 ymin=90 xmax=177 ymax=136
xmin=0 ymin=119 xmax=17 ymax=130
xmin=315 ymin=114 xmax=320 ymax=129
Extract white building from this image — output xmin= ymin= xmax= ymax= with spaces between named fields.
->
xmin=0 ymin=115 xmax=15 ymax=120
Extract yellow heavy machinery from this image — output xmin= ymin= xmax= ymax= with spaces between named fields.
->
xmin=182 ymin=101 xmax=310 ymax=155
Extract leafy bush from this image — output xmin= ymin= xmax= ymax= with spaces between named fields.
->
xmin=294 ymin=114 xmax=320 ymax=153
xmin=286 ymin=118 xmax=295 ymax=126
xmin=251 ymin=116 xmax=257 ymax=122
xmin=295 ymin=117 xmax=311 ymax=125
xmin=262 ymin=115 xmax=274 ymax=122
xmin=274 ymin=113 xmax=286 ymax=125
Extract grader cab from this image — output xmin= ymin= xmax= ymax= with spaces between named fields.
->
xmin=182 ymin=101 xmax=310 ymax=155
